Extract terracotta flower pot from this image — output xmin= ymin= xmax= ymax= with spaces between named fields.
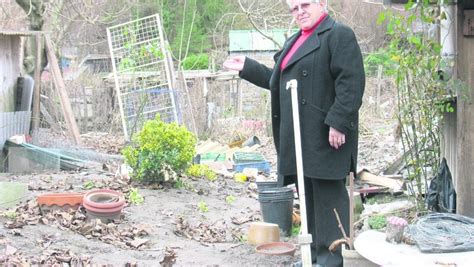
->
xmin=255 ymin=242 xmax=296 ymax=256
xmin=82 ymin=189 xmax=126 ymax=222
xmin=37 ymin=193 xmax=84 ymax=211
xmin=82 ymin=202 xmax=125 ymax=214
xmin=83 ymin=189 xmax=125 ymax=209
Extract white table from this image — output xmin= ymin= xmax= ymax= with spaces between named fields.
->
xmin=354 ymin=230 xmax=474 ymax=267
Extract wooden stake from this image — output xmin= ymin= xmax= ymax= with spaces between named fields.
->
xmin=376 ymin=65 xmax=383 ymax=112
xmin=44 ymin=35 xmax=81 ymax=144
xmin=349 ymin=172 xmax=355 ymax=249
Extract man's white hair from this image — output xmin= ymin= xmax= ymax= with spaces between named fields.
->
xmin=286 ymin=0 xmax=328 ymax=10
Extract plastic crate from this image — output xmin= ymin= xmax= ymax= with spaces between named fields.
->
xmin=234 ymin=161 xmax=271 ymax=174
xmin=198 ymin=152 xmax=226 ymax=163
xmin=233 ymin=152 xmax=266 ymax=163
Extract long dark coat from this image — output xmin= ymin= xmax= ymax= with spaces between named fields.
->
xmin=239 ymin=16 xmax=365 ymax=185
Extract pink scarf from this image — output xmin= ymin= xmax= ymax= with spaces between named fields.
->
xmin=280 ymin=13 xmax=327 ymax=71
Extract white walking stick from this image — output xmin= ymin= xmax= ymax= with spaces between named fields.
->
xmin=286 ymin=79 xmax=312 ymax=266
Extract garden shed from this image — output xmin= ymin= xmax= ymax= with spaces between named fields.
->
xmin=0 ymin=31 xmax=25 ymax=113
xmin=0 ymin=30 xmax=34 ymax=171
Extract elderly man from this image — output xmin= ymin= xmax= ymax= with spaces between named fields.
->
xmin=224 ymin=0 xmax=365 ymax=266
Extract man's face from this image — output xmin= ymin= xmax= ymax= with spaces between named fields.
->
xmin=289 ymin=0 xmax=325 ymax=30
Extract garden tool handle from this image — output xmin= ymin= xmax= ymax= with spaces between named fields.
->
xmin=286 ymin=79 xmax=312 ymax=267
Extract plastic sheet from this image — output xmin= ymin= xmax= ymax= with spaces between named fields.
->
xmin=425 ymin=158 xmax=456 ymax=213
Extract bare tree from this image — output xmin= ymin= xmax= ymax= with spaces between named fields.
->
xmin=215 ymin=0 xmax=291 ymax=50
xmin=15 ymin=0 xmax=46 ymax=30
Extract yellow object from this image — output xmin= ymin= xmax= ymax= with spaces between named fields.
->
xmin=234 ymin=173 xmax=247 ymax=183
xmin=247 ymin=222 xmax=280 ymax=245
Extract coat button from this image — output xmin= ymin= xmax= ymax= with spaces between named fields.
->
xmin=301 ymin=99 xmax=306 ymax=105
xmin=302 ymin=70 xmax=308 ymax=77
xmin=350 ymin=122 xmax=355 ymax=128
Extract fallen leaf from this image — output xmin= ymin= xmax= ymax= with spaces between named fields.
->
xmin=159 ymin=247 xmax=177 ymax=266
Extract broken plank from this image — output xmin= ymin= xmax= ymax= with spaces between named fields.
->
xmin=358 ymin=170 xmax=404 ymax=192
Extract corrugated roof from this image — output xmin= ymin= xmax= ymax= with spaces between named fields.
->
xmin=229 ymin=29 xmax=295 ymax=52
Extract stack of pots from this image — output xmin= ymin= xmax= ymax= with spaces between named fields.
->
xmin=82 ymin=189 xmax=126 ymax=222
xmin=256 ymin=181 xmax=294 ymax=236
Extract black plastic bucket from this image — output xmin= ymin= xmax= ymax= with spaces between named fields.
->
xmin=256 ymin=181 xmax=278 ymax=192
xmin=258 ymin=187 xmax=294 ymax=236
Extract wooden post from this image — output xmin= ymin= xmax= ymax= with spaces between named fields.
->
xmin=349 ymin=172 xmax=355 ymax=249
xmin=457 ymin=12 xmax=474 ymax=217
xmin=376 ymin=65 xmax=383 ymax=113
xmin=81 ymin=86 xmax=88 ymax=131
xmin=238 ymin=79 xmax=243 ymax=118
xmin=44 ymin=35 xmax=81 ymax=145
xmin=31 ymin=33 xmax=42 ymax=133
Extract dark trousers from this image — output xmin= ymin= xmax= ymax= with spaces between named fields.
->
xmin=293 ymin=177 xmax=349 ymax=267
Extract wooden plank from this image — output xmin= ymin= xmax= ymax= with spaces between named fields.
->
xmin=196 ymin=140 xmax=220 ymax=154
xmin=358 ymin=170 xmax=403 ymax=192
xmin=177 ymin=69 xmax=198 ymax=137
xmin=44 ymin=35 xmax=81 ymax=144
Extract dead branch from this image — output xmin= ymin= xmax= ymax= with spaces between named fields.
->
xmin=333 ymin=208 xmax=353 ymax=250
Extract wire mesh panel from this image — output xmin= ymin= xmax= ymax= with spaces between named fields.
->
xmin=107 ymin=14 xmax=178 ymax=139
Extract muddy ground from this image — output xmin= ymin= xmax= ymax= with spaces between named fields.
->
xmin=0 ymin=77 xmax=401 ymax=266
xmin=0 ymin=132 xmax=399 ymax=266
xmin=0 ymin=167 xmax=298 ymax=266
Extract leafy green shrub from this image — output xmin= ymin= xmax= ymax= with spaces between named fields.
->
xmin=182 ymin=53 xmax=209 ymax=70
xmin=186 ymin=164 xmax=217 ymax=181
xmin=364 ymin=47 xmax=397 ymax=76
xmin=368 ymin=214 xmax=387 ymax=230
xmin=122 ymin=115 xmax=196 ymax=183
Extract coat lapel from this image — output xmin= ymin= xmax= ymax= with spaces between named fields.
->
xmin=284 ymin=16 xmax=335 ymax=70
xmin=269 ymin=33 xmax=299 ymax=89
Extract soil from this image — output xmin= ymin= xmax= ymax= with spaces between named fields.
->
xmin=0 ymin=170 xmax=297 ymax=266
xmin=0 ymin=77 xmax=401 ymax=266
